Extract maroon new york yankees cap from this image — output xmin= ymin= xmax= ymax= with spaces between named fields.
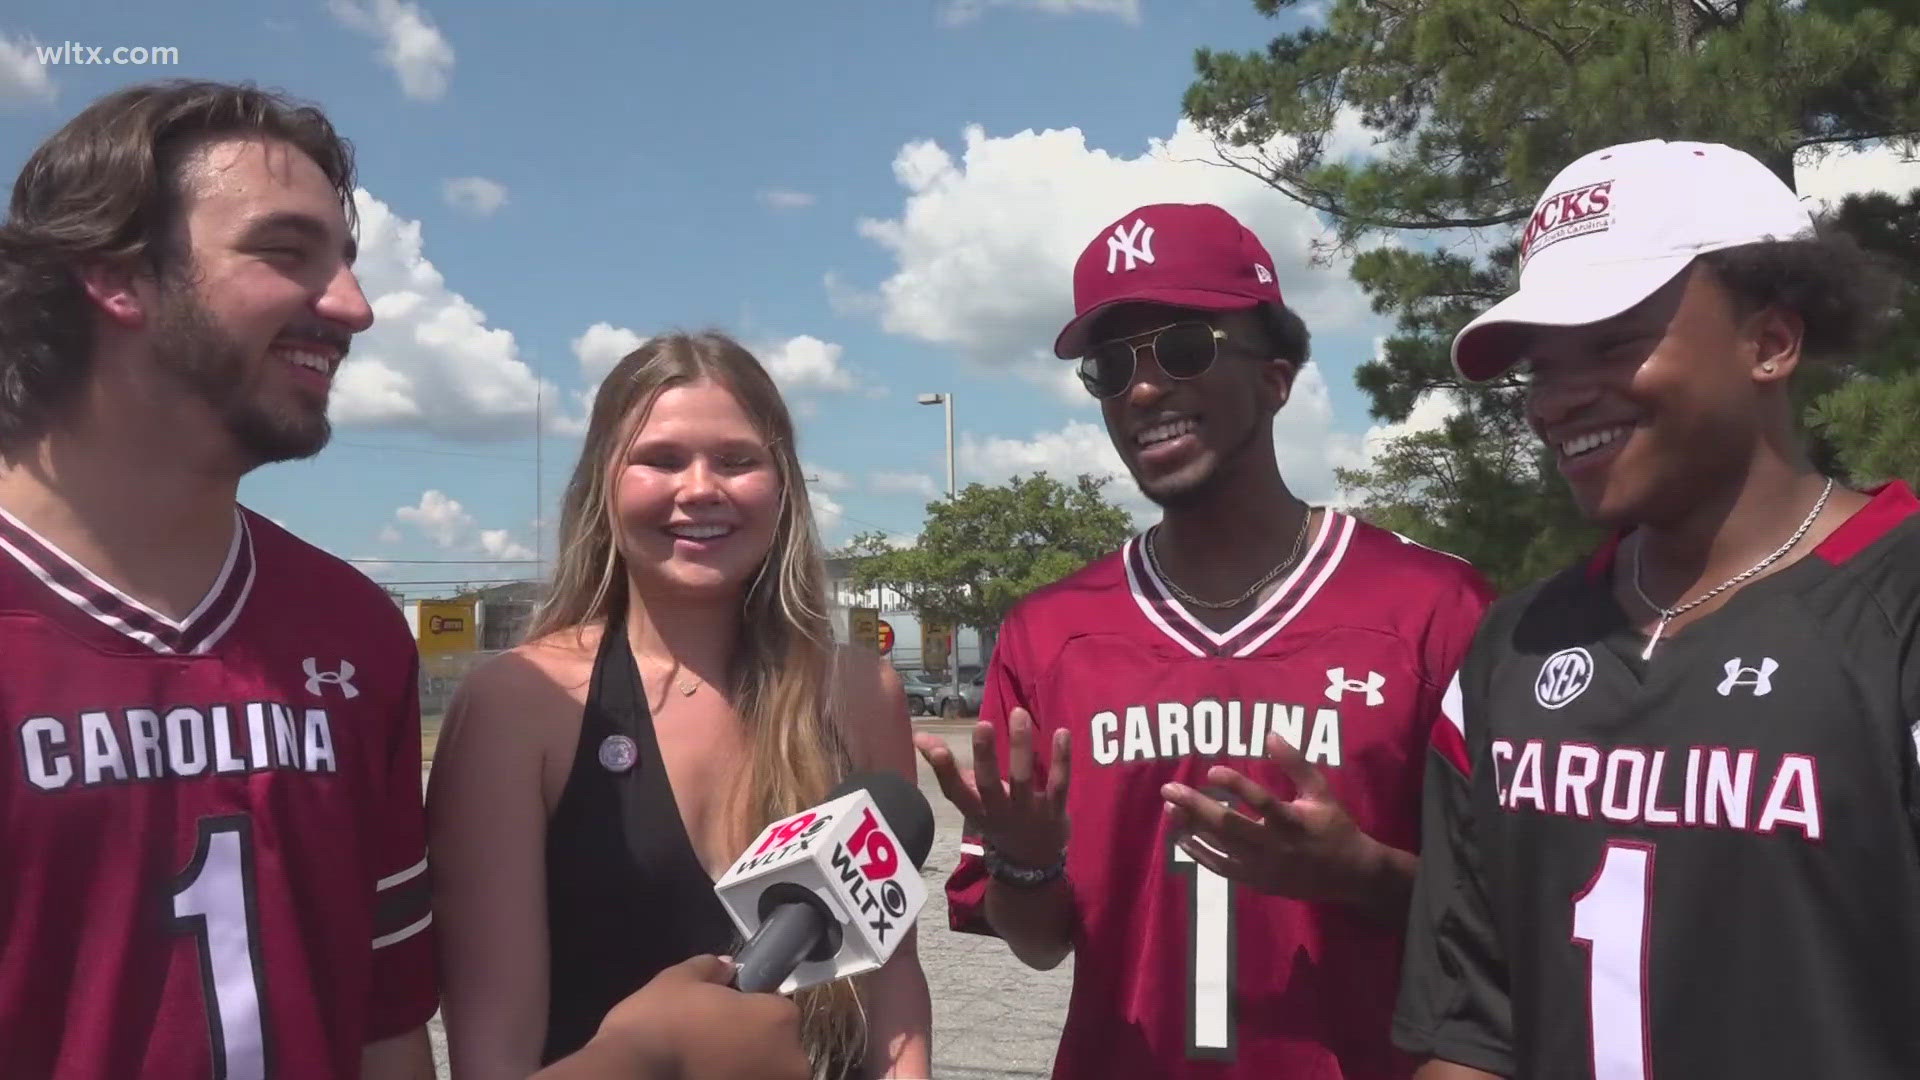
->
xmin=1052 ymin=202 xmax=1285 ymax=359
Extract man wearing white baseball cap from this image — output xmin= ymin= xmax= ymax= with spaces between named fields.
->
xmin=1393 ymin=138 xmax=1920 ymax=1079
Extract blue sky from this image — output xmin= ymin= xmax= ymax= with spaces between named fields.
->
xmin=3 ymin=0 xmax=1917 ymax=638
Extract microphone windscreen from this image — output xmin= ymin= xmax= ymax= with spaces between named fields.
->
xmin=830 ymin=770 xmax=936 ymax=871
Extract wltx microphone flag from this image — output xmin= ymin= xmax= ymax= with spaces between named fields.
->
xmin=715 ymin=771 xmax=935 ymax=994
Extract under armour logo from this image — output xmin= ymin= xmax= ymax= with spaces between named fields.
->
xmin=1254 ymin=263 xmax=1273 ymax=284
xmin=1716 ymin=657 xmax=1777 ymax=697
xmin=1325 ymin=667 xmax=1385 ymax=707
xmin=304 ymin=657 xmax=360 ymax=699
xmin=1105 ymin=218 xmax=1156 ymax=273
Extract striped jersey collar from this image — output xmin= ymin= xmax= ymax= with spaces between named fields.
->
xmin=1123 ymin=509 xmax=1355 ymax=657
xmin=0 ymin=504 xmax=256 ymax=655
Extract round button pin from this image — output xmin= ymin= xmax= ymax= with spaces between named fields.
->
xmin=598 ymin=734 xmax=638 ymax=773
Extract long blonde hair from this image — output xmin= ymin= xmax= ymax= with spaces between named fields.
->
xmin=528 ymin=331 xmax=865 ymax=1075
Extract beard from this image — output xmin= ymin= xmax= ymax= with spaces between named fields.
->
xmin=150 ymin=272 xmax=332 ymax=467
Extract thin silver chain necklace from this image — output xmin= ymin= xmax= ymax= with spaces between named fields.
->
xmin=1630 ymin=477 xmax=1833 ymax=660
xmin=1144 ymin=506 xmax=1315 ymax=611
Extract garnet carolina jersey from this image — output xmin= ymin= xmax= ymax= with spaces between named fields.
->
xmin=946 ymin=511 xmax=1494 ymax=1079
xmin=1394 ymin=482 xmax=1920 ymax=1080
xmin=0 ymin=506 xmax=437 ymax=1080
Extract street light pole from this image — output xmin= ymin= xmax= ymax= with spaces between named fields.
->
xmin=915 ymin=392 xmax=955 ymax=500
xmin=942 ymin=393 xmax=955 ymax=501
xmin=917 ymin=392 xmax=960 ymax=711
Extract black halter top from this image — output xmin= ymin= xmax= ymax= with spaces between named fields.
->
xmin=539 ymin=623 xmax=740 ymax=1063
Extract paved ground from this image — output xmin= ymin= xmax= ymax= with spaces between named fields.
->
xmin=424 ymin=718 xmax=1072 ymax=1078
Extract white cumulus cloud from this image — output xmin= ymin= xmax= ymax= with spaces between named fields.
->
xmin=846 ymin=117 xmax=1378 ymax=375
xmin=1322 ymin=340 xmax=1470 ymax=509
xmin=442 ymin=176 xmax=508 ymax=216
xmin=332 ymin=190 xmax=563 ymax=440
xmin=573 ymin=322 xmax=646 ymax=386
xmin=761 ymin=335 xmax=859 ymax=394
xmin=812 ymin=490 xmax=845 ymax=538
xmin=1796 ymin=140 xmax=1920 ymax=209
xmin=870 ymin=471 xmax=942 ymax=499
xmin=395 ymin=490 xmax=472 ymax=547
xmin=393 ymin=490 xmax=536 ymax=561
xmin=329 ymin=0 xmax=455 ymax=102
xmin=1355 ymin=389 xmax=1461 ymax=467
xmin=0 ymin=33 xmax=55 ymax=107
xmin=566 ymin=326 xmax=862 ymax=417
xmin=479 ymin=528 xmax=536 ymax=561
xmin=963 ymin=419 xmax=1123 ymax=484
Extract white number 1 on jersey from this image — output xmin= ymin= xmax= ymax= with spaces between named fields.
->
xmin=1171 ymin=838 xmax=1234 ymax=1059
xmin=170 ymin=815 xmax=268 ymax=1080
xmin=1571 ymin=840 xmax=1656 ymax=1080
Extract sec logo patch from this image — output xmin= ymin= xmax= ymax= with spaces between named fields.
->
xmin=1535 ymin=647 xmax=1594 ymax=709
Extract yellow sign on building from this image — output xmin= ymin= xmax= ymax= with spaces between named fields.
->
xmin=849 ymin=606 xmax=880 ymax=651
xmin=922 ymin=620 xmax=952 ymax=672
xmin=415 ymin=599 xmax=477 ymax=656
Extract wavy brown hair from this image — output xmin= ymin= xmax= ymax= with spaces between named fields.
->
xmin=526 ymin=331 xmax=866 ymax=1076
xmin=0 ymin=79 xmax=354 ymax=454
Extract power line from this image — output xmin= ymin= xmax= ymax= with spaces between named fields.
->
xmin=345 ymin=558 xmax=540 ymax=564
xmin=369 ymin=577 xmax=536 ymax=587
xmin=836 ymin=510 xmax=911 ymax=536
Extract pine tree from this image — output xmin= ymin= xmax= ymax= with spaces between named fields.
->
xmin=1185 ymin=0 xmax=1920 ymax=584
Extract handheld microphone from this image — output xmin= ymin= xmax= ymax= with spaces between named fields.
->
xmin=716 ymin=770 xmax=935 ymax=994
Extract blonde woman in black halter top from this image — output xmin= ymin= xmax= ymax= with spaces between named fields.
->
xmin=427 ymin=331 xmax=932 ymax=1079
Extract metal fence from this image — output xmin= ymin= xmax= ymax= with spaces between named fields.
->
xmin=418 ymin=650 xmax=502 ymax=720
xmin=418 ymin=646 xmax=987 ymax=721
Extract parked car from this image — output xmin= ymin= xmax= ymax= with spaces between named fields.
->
xmin=896 ymin=669 xmax=942 ymax=717
xmin=930 ymin=670 xmax=986 ymax=719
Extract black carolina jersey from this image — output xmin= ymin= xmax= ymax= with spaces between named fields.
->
xmin=1393 ymin=481 xmax=1920 ymax=1079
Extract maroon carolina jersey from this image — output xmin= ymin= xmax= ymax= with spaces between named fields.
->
xmin=947 ymin=511 xmax=1493 ymax=1079
xmin=0 ymin=506 xmax=437 ymax=1079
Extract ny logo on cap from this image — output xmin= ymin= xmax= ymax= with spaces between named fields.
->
xmin=1325 ymin=667 xmax=1385 ymax=707
xmin=1106 ymin=218 xmax=1156 ymax=273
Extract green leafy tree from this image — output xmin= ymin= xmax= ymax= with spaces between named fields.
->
xmin=1183 ymin=0 xmax=1920 ymax=586
xmin=1333 ymin=409 xmax=1595 ymax=592
xmin=1806 ymin=188 xmax=1920 ymax=485
xmin=840 ymin=473 xmax=1135 ymax=656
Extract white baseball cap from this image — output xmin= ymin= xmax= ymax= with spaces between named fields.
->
xmin=1452 ymin=139 xmax=1815 ymax=382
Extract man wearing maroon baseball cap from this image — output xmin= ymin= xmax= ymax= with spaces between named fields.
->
xmin=914 ymin=202 xmax=1496 ymax=1079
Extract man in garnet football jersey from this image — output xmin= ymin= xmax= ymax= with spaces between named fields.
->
xmin=914 ymin=202 xmax=1495 ymax=1079
xmin=1393 ymin=141 xmax=1920 ymax=1080
xmin=0 ymin=80 xmax=438 ymax=1079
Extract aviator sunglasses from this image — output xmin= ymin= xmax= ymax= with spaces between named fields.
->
xmin=1077 ymin=321 xmax=1236 ymax=400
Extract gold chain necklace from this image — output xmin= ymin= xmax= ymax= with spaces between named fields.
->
xmin=640 ymin=663 xmax=704 ymax=713
xmin=1144 ymin=506 xmax=1315 ymax=610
